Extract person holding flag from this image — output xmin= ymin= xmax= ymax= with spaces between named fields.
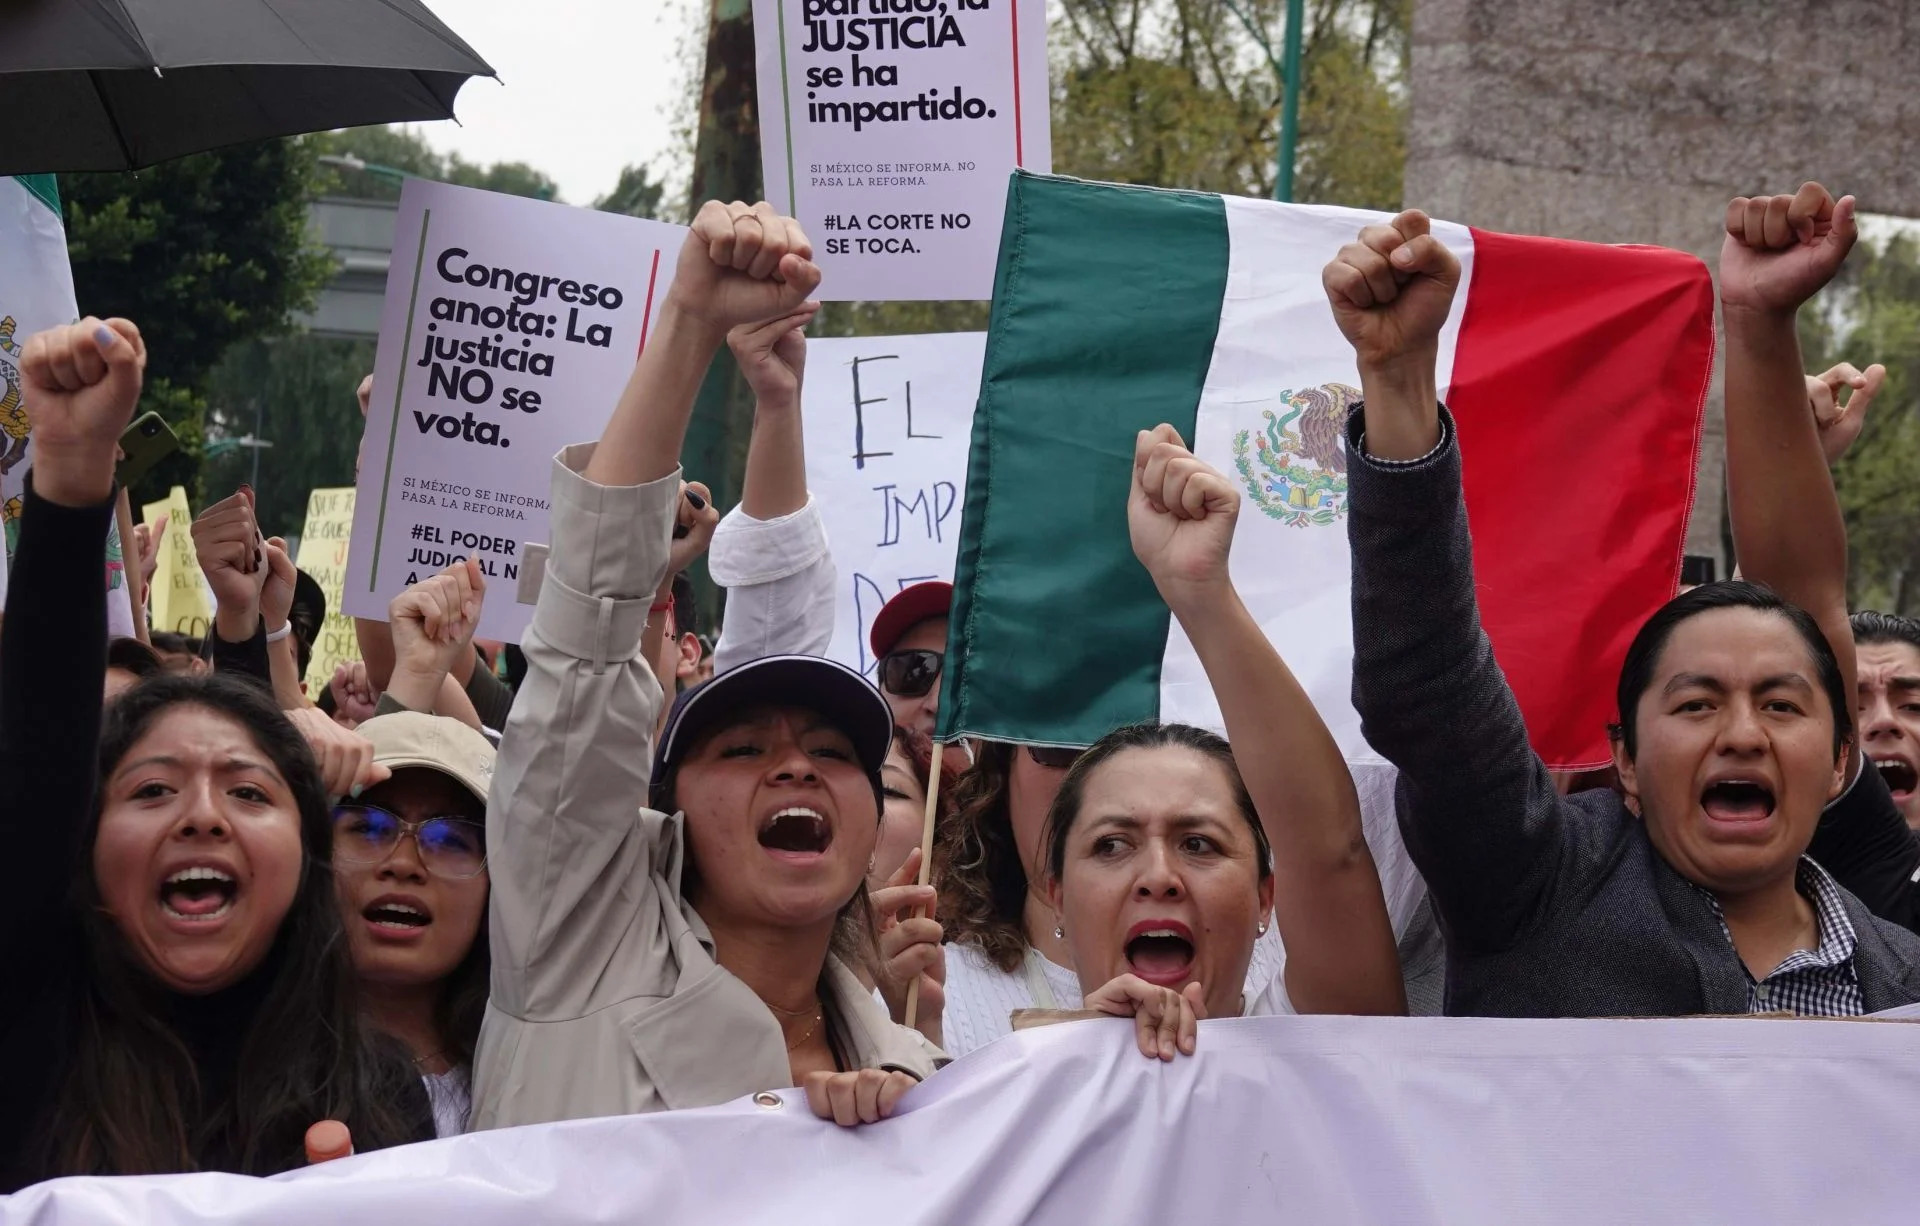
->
xmin=1331 ymin=186 xmax=1920 ymax=1017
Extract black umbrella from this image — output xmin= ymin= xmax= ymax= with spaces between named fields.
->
xmin=0 ymin=0 xmax=495 ymax=175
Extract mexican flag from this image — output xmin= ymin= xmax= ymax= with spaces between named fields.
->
xmin=936 ymin=173 xmax=1714 ymax=769
xmin=0 ymin=174 xmax=137 ymax=637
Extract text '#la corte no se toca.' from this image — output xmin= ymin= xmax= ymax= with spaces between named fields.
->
xmin=407 ymin=247 xmax=626 ymax=450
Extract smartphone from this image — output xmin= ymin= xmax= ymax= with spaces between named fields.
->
xmin=116 ymin=412 xmax=181 ymax=488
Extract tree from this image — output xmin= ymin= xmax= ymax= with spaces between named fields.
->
xmin=63 ymin=139 xmax=334 ymax=506
xmin=308 ymin=126 xmax=560 ymax=202
xmin=595 ymin=164 xmax=670 ymax=220
xmin=1801 ymin=231 xmax=1920 ymax=613
xmin=202 ymin=335 xmax=376 ymax=539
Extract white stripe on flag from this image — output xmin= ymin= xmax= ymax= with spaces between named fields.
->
xmin=1158 ymin=197 xmax=1476 ymax=763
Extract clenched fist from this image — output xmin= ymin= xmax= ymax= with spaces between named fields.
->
xmin=667 ymin=201 xmax=821 ymax=331
xmin=1129 ymin=424 xmax=1240 ymax=610
xmin=1720 ymin=182 xmax=1857 ymax=318
xmin=20 ymin=318 xmax=146 ymax=506
xmin=1322 ymin=210 xmax=1461 ymax=370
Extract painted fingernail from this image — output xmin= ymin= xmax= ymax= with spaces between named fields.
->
xmin=94 ymin=324 xmax=116 ymax=349
xmin=686 ymin=491 xmax=707 ymax=510
xmin=349 ymin=784 xmax=364 ymax=799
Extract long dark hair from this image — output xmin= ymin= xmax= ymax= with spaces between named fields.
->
xmin=1611 ymin=581 xmax=1852 ymax=759
xmin=44 ymin=673 xmax=427 ymax=1178
xmin=1041 ymin=723 xmax=1273 ymax=886
xmin=934 ymin=742 xmax=1031 ymax=973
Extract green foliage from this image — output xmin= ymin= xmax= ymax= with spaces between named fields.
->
xmin=62 ymin=139 xmax=334 ymax=506
xmin=1801 ymin=231 xmax=1920 ymax=614
xmin=1050 ymin=0 xmax=1409 ymax=208
xmin=595 ymin=164 xmax=670 ymax=220
xmin=309 ymin=127 xmax=559 ymax=202
xmin=201 ymin=335 xmax=376 ymax=539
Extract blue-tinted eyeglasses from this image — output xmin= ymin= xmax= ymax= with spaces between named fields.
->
xmin=330 ymin=805 xmax=487 ymax=879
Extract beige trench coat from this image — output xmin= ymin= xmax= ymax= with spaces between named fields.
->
xmin=470 ymin=444 xmax=942 ymax=1131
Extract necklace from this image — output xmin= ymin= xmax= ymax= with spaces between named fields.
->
xmin=764 ymin=997 xmax=816 ymax=1018
xmin=784 ymin=1012 xmax=823 ymax=1051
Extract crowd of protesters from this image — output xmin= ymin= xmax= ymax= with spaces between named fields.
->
xmin=3 ymin=180 xmax=1918 ymax=1191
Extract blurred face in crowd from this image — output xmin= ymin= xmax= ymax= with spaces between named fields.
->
xmin=332 ymin=769 xmax=489 ymax=990
xmin=1613 ymin=607 xmax=1848 ymax=897
xmin=871 ymin=737 xmax=925 ymax=889
xmin=1009 ymin=747 xmax=1070 ymax=892
xmin=93 ymin=705 xmax=304 ymax=994
xmin=1047 ymin=745 xmax=1272 ymax=1021
xmin=881 ymin=617 xmax=947 ymax=741
xmin=1856 ymin=639 xmax=1920 ymax=829
xmin=676 ymin=705 xmax=878 ymax=935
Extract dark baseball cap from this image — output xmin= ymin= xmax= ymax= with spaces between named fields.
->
xmin=649 ymin=654 xmax=895 ymax=809
xmin=868 ymin=580 xmax=953 ymax=660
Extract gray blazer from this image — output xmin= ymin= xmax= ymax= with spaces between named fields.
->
xmin=1345 ymin=408 xmax=1920 ymax=1017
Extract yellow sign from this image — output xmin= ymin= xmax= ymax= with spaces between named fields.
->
xmin=142 ymin=486 xmax=213 ymax=638
xmin=296 ymin=487 xmax=359 ymax=694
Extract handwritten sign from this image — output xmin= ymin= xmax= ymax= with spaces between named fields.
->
xmin=801 ymin=332 xmax=983 ymax=675
xmin=753 ymin=0 xmax=1049 ymax=300
xmin=296 ymin=487 xmax=358 ymax=693
xmin=143 ymin=486 xmax=214 ymax=638
xmin=343 ymin=178 xmax=687 ymax=642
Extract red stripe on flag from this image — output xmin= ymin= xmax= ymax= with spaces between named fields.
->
xmin=636 ymin=248 xmax=662 ymax=357
xmin=1010 ymin=0 xmax=1024 ymax=166
xmin=1452 ymin=230 xmax=1714 ymax=768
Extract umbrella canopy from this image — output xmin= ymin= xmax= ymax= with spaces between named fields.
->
xmin=0 ymin=0 xmax=495 ymax=175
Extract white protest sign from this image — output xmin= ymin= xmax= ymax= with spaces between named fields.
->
xmin=344 ymin=179 xmax=685 ymax=642
xmin=753 ymin=0 xmax=1049 ymax=301
xmin=801 ymin=332 xmax=982 ymax=675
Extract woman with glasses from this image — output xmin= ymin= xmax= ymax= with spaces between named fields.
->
xmin=332 ymin=712 xmax=494 ymax=1137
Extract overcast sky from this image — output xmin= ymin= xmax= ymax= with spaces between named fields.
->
xmin=414 ymin=0 xmax=700 ymax=206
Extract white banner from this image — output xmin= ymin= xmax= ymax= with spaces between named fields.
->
xmin=344 ymin=179 xmax=686 ymax=643
xmin=753 ymin=0 xmax=1049 ymax=301
xmin=801 ymin=332 xmax=982 ymax=675
xmin=10 ymin=1015 xmax=1920 ymax=1223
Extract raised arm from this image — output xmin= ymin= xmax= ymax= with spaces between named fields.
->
xmin=1129 ymin=427 xmax=1404 ymax=1015
xmin=1721 ymin=183 xmax=1861 ymax=714
xmin=711 ymin=307 xmax=836 ymax=672
xmin=1326 ymin=211 xmax=1570 ymax=952
xmin=487 ymin=203 xmax=820 ymax=1019
xmin=1 ymin=318 xmax=144 ymax=983
xmin=191 ymin=487 xmax=272 ymax=688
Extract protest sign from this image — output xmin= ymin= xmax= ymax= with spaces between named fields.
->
xmin=752 ymin=0 xmax=1049 ymax=301
xmin=13 ymin=1013 xmax=1920 ymax=1224
xmin=296 ymin=487 xmax=358 ymax=693
xmin=801 ymin=332 xmax=982 ymax=675
xmin=343 ymin=179 xmax=686 ymax=642
xmin=144 ymin=486 xmax=214 ymax=638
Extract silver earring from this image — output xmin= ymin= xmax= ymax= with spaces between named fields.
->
xmin=1256 ymin=920 xmax=1268 ymax=935
xmin=867 ymin=856 xmax=875 ymax=874
xmin=1052 ymin=925 xmax=1064 ymax=940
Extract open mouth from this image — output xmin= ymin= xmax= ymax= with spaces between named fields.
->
xmin=1874 ymin=757 xmax=1918 ymax=800
xmin=363 ymin=901 xmax=432 ymax=931
xmin=758 ymin=806 xmax=832 ymax=855
xmin=1700 ymin=779 xmax=1776 ymax=823
xmin=160 ymin=866 xmax=236 ymax=922
xmin=1124 ymin=920 xmax=1196 ymax=986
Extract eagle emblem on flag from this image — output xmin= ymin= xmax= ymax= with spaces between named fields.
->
xmin=1231 ymin=382 xmax=1358 ymax=528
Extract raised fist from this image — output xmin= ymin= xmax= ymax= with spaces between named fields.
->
xmin=668 ymin=201 xmax=821 ymax=331
xmin=20 ymin=317 xmax=146 ymax=505
xmin=389 ymin=556 xmax=484 ymax=685
xmin=261 ymin=536 xmax=299 ymax=633
xmin=192 ymin=488 xmax=267 ymax=630
xmin=1720 ymin=183 xmax=1857 ymax=316
xmin=1322 ymin=211 xmax=1460 ymax=369
xmin=728 ymin=305 xmax=818 ymax=410
xmin=1129 ymin=424 xmax=1240 ymax=608
xmin=668 ymin=479 xmax=720 ymax=579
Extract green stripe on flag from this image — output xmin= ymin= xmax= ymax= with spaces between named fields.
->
xmin=938 ymin=173 xmax=1230 ymax=746
xmin=14 ymin=174 xmax=60 ymax=216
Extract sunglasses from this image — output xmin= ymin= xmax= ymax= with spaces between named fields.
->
xmin=878 ymin=649 xmax=943 ymax=698
xmin=1024 ymin=744 xmax=1082 ymax=770
xmin=331 ymin=805 xmax=488 ymax=880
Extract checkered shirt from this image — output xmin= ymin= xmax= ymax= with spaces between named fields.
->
xmin=1700 ymin=858 xmax=1864 ymax=1017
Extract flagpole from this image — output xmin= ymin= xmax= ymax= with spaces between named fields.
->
xmin=902 ymin=739 xmax=945 ymax=1032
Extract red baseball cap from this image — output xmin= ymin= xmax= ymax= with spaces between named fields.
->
xmin=869 ymin=580 xmax=953 ymax=660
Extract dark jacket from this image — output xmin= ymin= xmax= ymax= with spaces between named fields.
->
xmin=1346 ymin=407 xmax=1920 ymax=1017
